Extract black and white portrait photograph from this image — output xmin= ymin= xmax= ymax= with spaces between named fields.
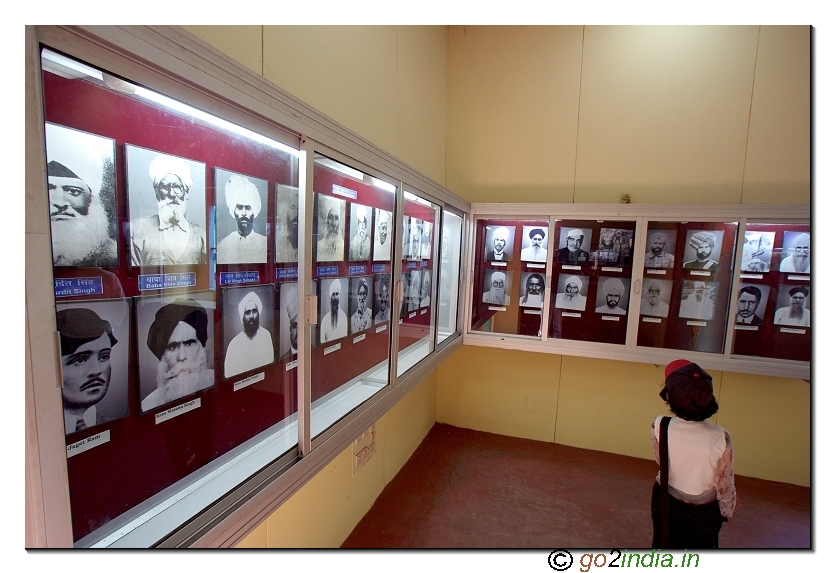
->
xmin=222 ymin=284 xmax=276 ymax=379
xmin=406 ymin=218 xmax=427 ymax=261
xmin=407 ymin=269 xmax=422 ymax=311
xmin=45 ymin=123 xmax=118 ymax=268
xmin=736 ymin=284 xmax=770 ymax=325
xmin=774 ymin=284 xmax=811 ymax=327
xmin=56 ymin=298 xmax=130 ymax=435
xmin=315 ymin=194 xmax=346 ymax=263
xmin=640 ymin=278 xmax=672 ymax=318
xmin=596 ymin=228 xmax=634 ymax=266
xmin=215 ymin=168 xmax=269 ymax=265
xmin=482 ymin=270 xmax=513 ymax=306
xmin=484 ymin=225 xmax=515 ymax=263
xmin=678 ymin=280 xmax=718 ymax=321
xmin=348 ymin=203 xmax=372 ymax=262
xmin=126 ymin=145 xmax=207 ymax=267
xmin=554 ymin=274 xmax=589 ymax=311
xmin=594 ymin=277 xmax=630 ymax=315
xmin=519 ymin=272 xmax=546 ymax=308
xmin=419 ymin=269 xmax=432 ymax=308
xmin=374 ymin=274 xmax=391 ymax=323
xmin=556 ymin=227 xmax=592 ymax=265
xmin=372 ymin=208 xmax=393 ymax=262
xmin=350 ymin=276 xmax=374 ymax=334
xmin=275 ymin=184 xmax=300 ymax=264
xmin=779 ymin=231 xmax=810 ymax=274
xmin=421 ymin=221 xmax=433 ymax=260
xmin=740 ymin=231 xmax=775 ymax=273
xmin=682 ymin=230 xmax=725 ymax=271
xmin=136 ymin=293 xmax=215 ymax=413
xmin=320 ymin=277 xmax=349 ymax=343
xmin=520 ymin=226 xmax=548 ymax=263
xmin=644 ymin=230 xmax=677 ymax=269
xmin=278 ymin=282 xmax=299 ymax=362
xmin=399 ymin=271 xmax=409 ymax=317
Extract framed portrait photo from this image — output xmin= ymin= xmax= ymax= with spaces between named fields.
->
xmin=373 ymin=274 xmax=392 ymax=323
xmin=275 ymin=184 xmax=300 ymax=264
xmin=349 ymin=276 xmax=374 ymax=334
xmin=779 ymin=231 xmax=811 ymax=274
xmin=45 ymin=123 xmax=118 ymax=268
xmin=594 ymin=277 xmax=630 ymax=315
xmin=56 ymin=298 xmax=131 ymax=435
xmin=215 ymin=168 xmax=269 ymax=265
xmin=682 ymin=230 xmax=725 ymax=272
xmin=520 ymin=226 xmax=548 ymax=263
xmin=319 ymin=277 xmax=349 ymax=343
xmin=554 ymin=273 xmax=589 ymax=311
xmin=315 ymin=194 xmax=346 ymax=263
xmin=348 ymin=203 xmax=373 ymax=262
xmin=484 ymin=225 xmax=515 ymax=263
xmin=740 ymin=231 xmax=775 ymax=273
xmin=372 ymin=208 xmax=393 ymax=262
xmin=126 ymin=145 xmax=208 ymax=267
xmin=135 ymin=291 xmax=216 ymax=413
xmin=221 ymin=284 xmax=276 ymax=379
xmin=639 ymin=278 xmax=673 ymax=318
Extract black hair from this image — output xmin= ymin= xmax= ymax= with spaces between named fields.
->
xmin=659 ymin=387 xmax=719 ymax=422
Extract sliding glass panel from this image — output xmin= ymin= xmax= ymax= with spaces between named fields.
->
xmin=437 ymin=210 xmax=463 ymax=345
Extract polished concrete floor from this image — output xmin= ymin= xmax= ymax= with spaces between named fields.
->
xmin=343 ymin=423 xmax=810 ymax=549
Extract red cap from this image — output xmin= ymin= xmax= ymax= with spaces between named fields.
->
xmin=665 ymin=359 xmax=692 ymax=380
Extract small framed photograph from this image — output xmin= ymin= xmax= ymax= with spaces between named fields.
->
xmin=519 ymin=272 xmax=546 ymax=308
xmin=773 ymin=284 xmax=810 ymax=327
xmin=419 ymin=269 xmax=432 ymax=308
xmin=349 ymin=276 xmax=374 ymax=333
xmin=275 ymin=184 xmax=300 ymax=264
xmin=594 ymin=277 xmax=629 ymax=315
xmin=735 ymin=283 xmax=770 ymax=325
xmin=319 ymin=277 xmax=349 ymax=342
xmin=215 ymin=168 xmax=269 ymax=265
xmin=135 ymin=292 xmax=215 ymax=413
xmin=640 ymin=278 xmax=672 ymax=318
xmin=644 ymin=230 xmax=677 ymax=269
xmin=740 ymin=231 xmax=775 ymax=273
xmin=520 ymin=226 xmax=548 ymax=263
xmin=484 ymin=225 xmax=515 ymax=263
xmin=554 ymin=274 xmax=589 ymax=311
xmin=406 ymin=218 xmax=425 ymax=261
xmin=556 ymin=227 xmax=592 ymax=265
xmin=372 ymin=208 xmax=393 ymax=262
xmin=278 ymin=282 xmax=299 ymax=362
xmin=779 ymin=231 xmax=810 ymax=274
xmin=126 ymin=145 xmax=207 ymax=267
xmin=421 ymin=221 xmax=433 ymax=260
xmin=315 ymin=194 xmax=346 ymax=263
xmin=482 ymin=270 xmax=513 ymax=306
xmin=373 ymin=274 xmax=392 ymax=323
xmin=407 ymin=269 xmax=422 ymax=311
xmin=45 ymin=123 xmax=118 ymax=268
xmin=682 ymin=230 xmax=725 ymax=271
xmin=678 ymin=280 xmax=719 ymax=321
xmin=596 ymin=228 xmax=634 ymax=266
xmin=348 ymin=203 xmax=372 ymax=262
xmin=221 ymin=284 xmax=276 ymax=378
xmin=56 ymin=298 xmax=131 ymax=434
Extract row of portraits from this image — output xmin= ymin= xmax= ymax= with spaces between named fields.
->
xmin=58 ymin=270 xmax=431 ymax=435
xmin=45 ymin=122 xmax=403 ymax=269
xmin=483 ymin=225 xmax=636 ymax=266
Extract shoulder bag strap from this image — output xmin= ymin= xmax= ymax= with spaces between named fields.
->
xmin=659 ymin=416 xmax=672 ymax=549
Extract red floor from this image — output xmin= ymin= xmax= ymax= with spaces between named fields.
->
xmin=342 ymin=423 xmax=810 ymax=549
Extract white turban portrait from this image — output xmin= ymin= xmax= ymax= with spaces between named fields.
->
xmin=148 ymin=153 xmax=193 ymax=191
xmin=565 ymin=275 xmax=581 ymax=288
xmin=285 ymin=284 xmax=299 ymax=321
xmin=602 ymin=278 xmax=625 ymax=296
xmin=329 ymin=279 xmax=341 ymax=297
xmin=567 ymin=229 xmax=584 ymax=239
xmin=491 ymin=271 xmax=506 ymax=285
xmin=238 ymin=291 xmax=263 ymax=322
xmin=493 ymin=227 xmax=510 ymax=241
xmin=225 ymin=174 xmax=261 ymax=218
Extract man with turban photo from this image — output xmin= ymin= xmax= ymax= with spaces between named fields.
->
xmin=321 ymin=278 xmax=349 ymax=342
xmin=482 ymin=271 xmax=511 ymax=306
xmin=217 ymin=173 xmax=267 ymax=264
xmin=555 ymin=275 xmax=588 ymax=311
xmin=129 ymin=150 xmax=207 ymax=266
xmin=595 ymin=278 xmax=627 ymax=315
xmin=349 ymin=204 xmax=372 ymax=261
xmin=142 ymin=298 xmax=214 ymax=411
xmin=683 ymin=231 xmax=720 ymax=271
xmin=557 ymin=228 xmax=591 ymax=265
xmin=224 ymin=290 xmax=275 ymax=378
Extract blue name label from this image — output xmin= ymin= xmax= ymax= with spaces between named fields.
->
xmin=332 ymin=184 xmax=358 ymax=200
xmin=349 ymin=265 xmax=367 ymax=276
xmin=220 ymin=271 xmax=260 ymax=286
xmin=372 ymin=264 xmax=387 ymax=273
xmin=276 ymin=267 xmax=299 ymax=280
xmin=407 ymin=262 xmax=417 ymax=269
xmin=55 ymin=277 xmax=103 ymax=298
xmin=421 ymin=261 xmax=428 ymax=268
xmin=138 ymin=272 xmax=197 ymax=291
xmin=317 ymin=266 xmax=339 ymax=277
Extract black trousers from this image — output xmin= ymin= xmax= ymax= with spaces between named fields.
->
xmin=651 ymin=481 xmax=724 ymax=549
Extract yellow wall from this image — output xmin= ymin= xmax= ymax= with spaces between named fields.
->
xmin=182 ymin=25 xmax=449 ymax=548
xmin=439 ymin=25 xmax=810 ymax=486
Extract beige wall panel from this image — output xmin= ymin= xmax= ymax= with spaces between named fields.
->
xmin=554 ymin=357 xmax=678 ymax=460
xmin=383 ymin=373 xmax=438 ymax=484
xmin=742 ymin=26 xmax=811 ymax=205
xmin=263 ymin=26 xmax=398 ymax=155
xmin=265 ymin=438 xmax=386 ymax=547
xmin=182 ymin=26 xmax=263 ymax=76
xmin=395 ymin=26 xmax=448 ymax=185
xmin=446 ymin=26 xmax=583 ymax=204
xmin=436 ymin=346 xmax=561 ymax=442
xmin=575 ymin=26 xmax=759 ymax=205
xmin=235 ymin=520 xmax=268 ymax=548
xmin=714 ymin=372 xmax=810 ymax=486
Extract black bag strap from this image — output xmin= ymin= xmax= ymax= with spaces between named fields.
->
xmin=659 ymin=416 xmax=672 ymax=549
